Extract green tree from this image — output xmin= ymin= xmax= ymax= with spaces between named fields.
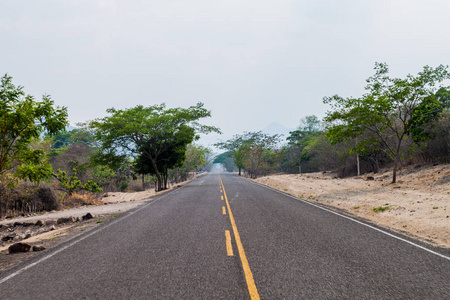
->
xmin=54 ymin=169 xmax=102 ymax=196
xmin=0 ymin=74 xmax=68 ymax=186
xmin=217 ymin=132 xmax=280 ymax=179
xmin=435 ymin=86 xmax=450 ymax=109
xmin=215 ymin=133 xmax=254 ymax=176
xmin=182 ymin=143 xmax=210 ymax=173
xmin=407 ymin=94 xmax=443 ymax=143
xmin=324 ymin=63 xmax=450 ymax=183
xmin=90 ymin=102 xmax=220 ymax=191
xmin=133 ymin=125 xmax=194 ymax=190
xmin=213 ymin=151 xmax=236 ymax=172
xmin=286 ymin=115 xmax=322 ymax=175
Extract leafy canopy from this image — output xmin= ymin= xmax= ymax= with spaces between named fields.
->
xmin=216 ymin=131 xmax=280 ymax=178
xmin=90 ymin=102 xmax=220 ymax=190
xmin=323 ymin=63 xmax=449 ymax=182
xmin=0 ymin=74 xmax=68 ymax=186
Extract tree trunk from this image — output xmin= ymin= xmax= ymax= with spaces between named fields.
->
xmin=298 ymin=146 xmax=302 ymax=175
xmin=356 ymin=138 xmax=360 ymax=176
xmin=238 ymin=167 xmax=241 ymax=176
xmin=392 ymin=160 xmax=398 ymax=183
xmin=142 ymin=174 xmax=145 ymax=191
xmin=164 ymin=168 xmax=168 ymax=189
xmin=149 ymin=157 xmax=162 ymax=192
xmin=356 ymin=153 xmax=360 ymax=176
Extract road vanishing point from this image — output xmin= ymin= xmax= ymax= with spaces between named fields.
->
xmin=1 ymin=172 xmax=449 ymax=299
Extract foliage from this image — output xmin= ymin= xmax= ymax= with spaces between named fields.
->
xmin=0 ymin=74 xmax=68 ymax=186
xmin=372 ymin=205 xmax=391 ymax=212
xmin=0 ymin=183 xmax=59 ymax=217
xmin=50 ymin=128 xmax=96 ymax=150
xmin=436 ymin=86 xmax=450 ymax=109
xmin=416 ymin=110 xmax=450 ymax=163
xmin=90 ymin=102 xmax=220 ymax=191
xmin=216 ymin=132 xmax=281 ymax=178
xmin=54 ymin=169 xmax=102 ymax=195
xmin=407 ymin=94 xmax=443 ymax=143
xmin=182 ymin=143 xmax=210 ymax=172
xmin=91 ymin=165 xmax=116 ymax=189
xmin=285 ymin=115 xmax=323 ymax=174
xmin=213 ymin=151 xmax=236 ymax=172
xmin=298 ymin=115 xmax=323 ymax=132
xmin=323 ymin=63 xmax=450 ymax=183
xmin=133 ymin=125 xmax=195 ymax=189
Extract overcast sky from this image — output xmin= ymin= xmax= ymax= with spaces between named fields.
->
xmin=1 ymin=0 xmax=450 ymax=146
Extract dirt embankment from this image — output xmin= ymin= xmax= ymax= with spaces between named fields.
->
xmin=253 ymin=164 xmax=450 ymax=249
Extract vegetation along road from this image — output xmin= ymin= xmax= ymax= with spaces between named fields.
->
xmin=1 ymin=172 xmax=449 ymax=299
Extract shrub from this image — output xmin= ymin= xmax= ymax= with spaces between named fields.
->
xmin=0 ymin=182 xmax=59 ymax=218
xmin=37 ymin=185 xmax=59 ymax=211
xmin=62 ymin=192 xmax=102 ymax=208
xmin=373 ymin=206 xmax=391 ymax=212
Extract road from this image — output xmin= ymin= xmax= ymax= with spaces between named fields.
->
xmin=1 ymin=172 xmax=449 ymax=299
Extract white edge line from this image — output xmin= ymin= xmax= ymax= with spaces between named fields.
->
xmin=0 ymin=186 xmax=183 ymax=284
xmin=248 ymin=178 xmax=450 ymax=262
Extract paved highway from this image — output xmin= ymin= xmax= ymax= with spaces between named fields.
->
xmin=1 ymin=172 xmax=449 ymax=299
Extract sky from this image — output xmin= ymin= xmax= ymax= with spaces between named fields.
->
xmin=1 ymin=0 xmax=450 ymax=147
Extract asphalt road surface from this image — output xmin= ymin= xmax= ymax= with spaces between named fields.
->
xmin=1 ymin=172 xmax=449 ymax=299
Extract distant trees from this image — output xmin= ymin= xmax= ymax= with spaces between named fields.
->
xmin=89 ymin=103 xmax=220 ymax=191
xmin=213 ymin=151 xmax=236 ymax=172
xmin=324 ymin=63 xmax=450 ymax=183
xmin=215 ymin=64 xmax=450 ymax=181
xmin=182 ymin=144 xmax=210 ymax=174
xmin=216 ymin=132 xmax=281 ymax=178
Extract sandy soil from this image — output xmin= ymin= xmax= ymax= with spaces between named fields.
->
xmin=253 ymin=164 xmax=450 ymax=249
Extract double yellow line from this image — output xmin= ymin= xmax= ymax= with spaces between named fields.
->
xmin=220 ymin=175 xmax=260 ymax=300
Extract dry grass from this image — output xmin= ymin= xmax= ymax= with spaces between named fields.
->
xmin=61 ymin=193 xmax=103 ymax=208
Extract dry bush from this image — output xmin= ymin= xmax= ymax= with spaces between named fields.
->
xmin=62 ymin=192 xmax=102 ymax=208
xmin=127 ymin=179 xmax=145 ymax=192
xmin=0 ymin=184 xmax=7 ymax=217
xmin=0 ymin=182 xmax=59 ymax=218
xmin=127 ymin=177 xmax=157 ymax=192
xmin=36 ymin=185 xmax=59 ymax=211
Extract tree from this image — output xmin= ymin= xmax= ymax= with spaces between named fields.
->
xmin=182 ymin=143 xmax=210 ymax=173
xmin=216 ymin=132 xmax=281 ymax=178
xmin=215 ymin=135 xmax=246 ymax=175
xmin=324 ymin=63 xmax=450 ymax=183
xmin=133 ymin=125 xmax=194 ymax=190
xmin=90 ymin=102 xmax=220 ymax=191
xmin=50 ymin=127 xmax=96 ymax=150
xmin=435 ymin=86 xmax=450 ymax=109
xmin=286 ymin=115 xmax=322 ymax=175
xmin=407 ymin=94 xmax=443 ymax=143
xmin=0 ymin=74 xmax=68 ymax=186
xmin=54 ymin=169 xmax=102 ymax=196
xmin=213 ymin=151 xmax=236 ymax=172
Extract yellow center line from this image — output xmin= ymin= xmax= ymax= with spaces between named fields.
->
xmin=225 ymin=230 xmax=233 ymax=256
xmin=222 ymin=206 xmax=226 ymax=215
xmin=220 ymin=175 xmax=260 ymax=300
xmin=221 ymin=195 xmax=224 ymax=201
